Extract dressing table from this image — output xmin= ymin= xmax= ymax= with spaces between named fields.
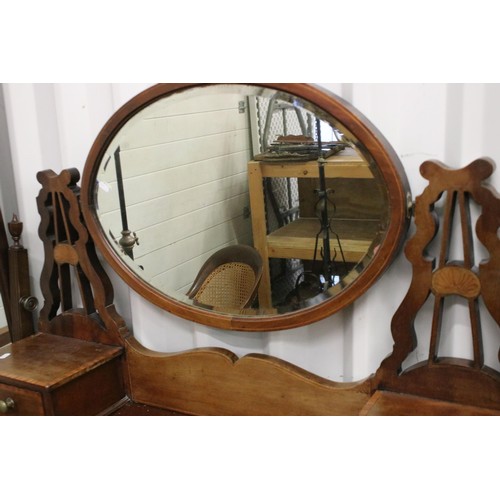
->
xmin=1 ymin=83 xmax=499 ymax=416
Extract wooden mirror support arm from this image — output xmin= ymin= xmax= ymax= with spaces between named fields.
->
xmin=36 ymin=169 xmax=129 ymax=347
xmin=374 ymin=158 xmax=500 ymax=412
xmin=7 ymin=215 xmax=38 ymax=343
xmin=0 ymin=170 xmax=130 ymax=416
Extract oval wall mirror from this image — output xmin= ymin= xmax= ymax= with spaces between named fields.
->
xmin=81 ymin=83 xmax=411 ymax=332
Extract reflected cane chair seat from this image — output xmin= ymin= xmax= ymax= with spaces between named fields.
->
xmin=187 ymin=245 xmax=263 ymax=310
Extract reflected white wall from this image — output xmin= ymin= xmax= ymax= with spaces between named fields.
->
xmin=3 ymin=82 xmax=500 ymax=382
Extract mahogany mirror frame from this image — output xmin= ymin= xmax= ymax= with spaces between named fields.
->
xmin=80 ymin=83 xmax=411 ymax=332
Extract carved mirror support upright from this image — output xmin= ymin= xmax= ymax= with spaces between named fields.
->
xmin=375 ymin=158 xmax=500 ymax=410
xmin=0 ymin=210 xmax=37 ymax=344
xmin=36 ymin=169 xmax=128 ymax=346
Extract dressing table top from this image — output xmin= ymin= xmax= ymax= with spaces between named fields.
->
xmin=0 ymin=333 xmax=122 ymax=390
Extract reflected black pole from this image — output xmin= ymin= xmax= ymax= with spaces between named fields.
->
xmin=114 ymin=147 xmax=129 ymax=233
xmin=315 ymin=119 xmax=333 ymax=287
xmin=114 ymin=146 xmax=138 ymax=260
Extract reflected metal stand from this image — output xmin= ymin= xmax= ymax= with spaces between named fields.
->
xmin=312 ymin=119 xmax=346 ymax=290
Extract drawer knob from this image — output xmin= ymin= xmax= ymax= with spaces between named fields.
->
xmin=20 ymin=296 xmax=39 ymax=312
xmin=0 ymin=398 xmax=15 ymax=414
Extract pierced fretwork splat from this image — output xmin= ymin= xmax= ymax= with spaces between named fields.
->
xmin=428 ymin=187 xmax=483 ymax=368
xmin=36 ymin=169 xmax=129 ymax=346
xmin=375 ymin=159 xmax=500 ymax=410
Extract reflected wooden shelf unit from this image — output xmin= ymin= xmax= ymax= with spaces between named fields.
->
xmin=248 ymin=149 xmax=378 ymax=309
xmin=267 ymin=218 xmax=379 ymax=261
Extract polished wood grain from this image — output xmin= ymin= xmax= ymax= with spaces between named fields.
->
xmin=374 ymin=159 xmax=500 ymax=411
xmin=111 ymin=399 xmax=186 ymax=416
xmin=360 ymin=391 xmax=500 ymax=416
xmin=0 ymin=327 xmax=9 ymax=348
xmin=8 ymin=236 xmax=36 ymax=342
xmin=0 ymin=333 xmax=125 ymax=416
xmin=125 ymin=336 xmax=371 ymax=416
xmin=0 ymin=333 xmax=122 ymax=389
xmin=431 ymin=266 xmax=481 ymax=299
xmin=50 ymin=357 xmax=124 ymax=416
xmin=0 ymin=212 xmax=36 ymax=343
xmin=36 ymin=169 xmax=129 ymax=346
xmin=0 ymin=382 xmax=44 ymax=416
xmin=80 ymin=83 xmax=411 ymax=332
xmin=53 ymin=243 xmax=80 ymax=266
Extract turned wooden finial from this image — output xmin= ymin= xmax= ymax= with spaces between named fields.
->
xmin=8 ymin=214 xmax=23 ymax=249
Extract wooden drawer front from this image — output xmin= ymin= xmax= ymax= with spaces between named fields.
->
xmin=0 ymin=382 xmax=44 ymax=416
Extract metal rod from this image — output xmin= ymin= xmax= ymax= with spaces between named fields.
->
xmin=316 ymin=119 xmax=333 ymax=286
xmin=114 ymin=147 xmax=129 ymax=233
xmin=114 ymin=146 xmax=139 ymax=260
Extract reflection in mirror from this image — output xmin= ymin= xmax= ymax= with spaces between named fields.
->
xmin=94 ymin=84 xmax=389 ymax=318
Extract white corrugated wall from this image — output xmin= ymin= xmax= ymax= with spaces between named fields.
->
xmin=3 ymin=83 xmax=500 ymax=382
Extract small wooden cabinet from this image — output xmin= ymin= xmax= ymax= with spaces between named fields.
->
xmin=0 ymin=333 xmax=124 ymax=416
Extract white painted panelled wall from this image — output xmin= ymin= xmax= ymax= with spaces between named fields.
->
xmin=3 ymin=83 xmax=500 ymax=382
xmin=97 ymin=92 xmax=253 ymax=297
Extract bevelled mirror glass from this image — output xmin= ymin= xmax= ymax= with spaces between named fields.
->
xmin=81 ymin=84 xmax=411 ymax=332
